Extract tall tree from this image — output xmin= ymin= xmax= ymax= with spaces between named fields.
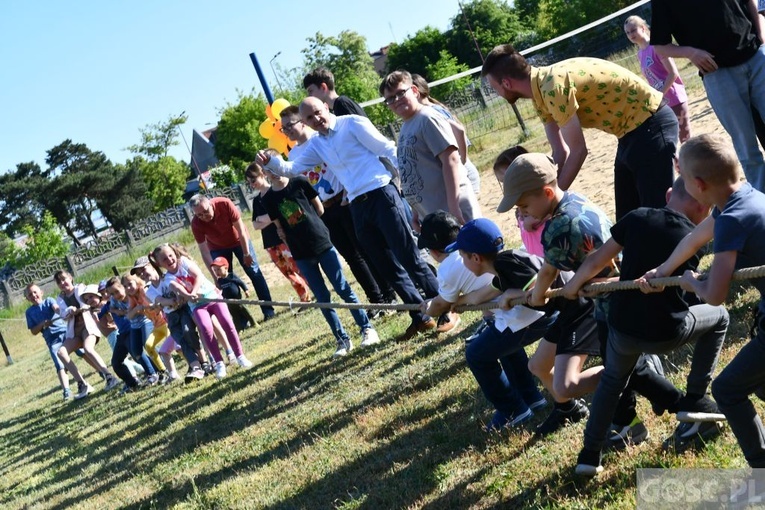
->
xmin=0 ymin=161 xmax=48 ymax=238
xmin=128 ymin=113 xmax=193 ymax=210
xmin=99 ymin=158 xmax=155 ymax=229
xmin=448 ymin=0 xmax=526 ymax=67
xmin=214 ymin=92 xmax=269 ymax=172
xmin=44 ymin=140 xmax=113 ymax=243
xmin=385 ymin=27 xmax=449 ymax=79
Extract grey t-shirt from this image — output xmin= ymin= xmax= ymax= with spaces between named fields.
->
xmin=397 ymin=107 xmax=479 ymax=221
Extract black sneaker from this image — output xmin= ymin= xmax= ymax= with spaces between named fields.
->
xmin=184 ymin=367 xmax=205 ymax=383
xmin=662 ymin=420 xmax=723 ymax=452
xmin=574 ymin=447 xmax=603 ymax=477
xmin=536 ymin=399 xmax=589 ymax=436
xmin=367 ymin=308 xmax=384 ymax=320
xmin=604 ymin=418 xmax=649 ymax=451
xmin=201 ymin=362 xmax=214 ymax=376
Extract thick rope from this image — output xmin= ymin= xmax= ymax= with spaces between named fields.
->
xmin=197 ymin=264 xmax=765 ymax=314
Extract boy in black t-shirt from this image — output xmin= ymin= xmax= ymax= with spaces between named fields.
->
xmin=252 ymin=163 xmax=380 ymax=357
xmin=210 ymin=256 xmax=256 ymax=332
xmin=562 ymin=176 xmax=730 ymax=476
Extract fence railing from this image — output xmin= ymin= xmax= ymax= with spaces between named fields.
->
xmin=0 ymin=184 xmax=256 ymax=309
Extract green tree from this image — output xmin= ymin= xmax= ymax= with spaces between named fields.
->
xmin=535 ymin=0 xmax=632 ymax=39
xmin=138 ymin=156 xmax=189 ymax=212
xmin=214 ymin=92 xmax=269 ymax=172
xmin=447 ymin=0 xmax=526 ymax=67
xmin=0 ymin=161 xmax=48 ymax=238
xmin=425 ymin=50 xmax=472 ymax=98
xmin=44 ymin=140 xmax=114 ymax=244
xmin=100 ymin=158 xmax=155 ymax=229
xmin=128 ymin=114 xmax=193 ymax=210
xmin=385 ymin=27 xmax=448 ymax=79
xmin=12 ymin=211 xmax=70 ymax=268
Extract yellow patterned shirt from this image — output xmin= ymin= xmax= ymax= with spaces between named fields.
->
xmin=530 ymin=57 xmax=662 ymax=139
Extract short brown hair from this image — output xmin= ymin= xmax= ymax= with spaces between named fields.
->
xmin=379 ymin=70 xmax=412 ymax=96
xmin=481 ymin=44 xmax=531 ymax=81
xmin=303 ymin=67 xmax=335 ymax=91
xmin=279 ymin=105 xmax=300 ymax=119
xmin=679 ymin=134 xmax=742 ymax=185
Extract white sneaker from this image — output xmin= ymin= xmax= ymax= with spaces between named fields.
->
xmin=360 ymin=328 xmax=380 ymax=347
xmin=167 ymin=371 xmax=180 ymax=383
xmin=227 ymin=351 xmax=236 ymax=365
xmin=236 ymin=355 xmax=253 ymax=368
xmin=333 ymin=339 xmax=353 ymax=358
xmin=214 ymin=361 xmax=227 ymax=380
xmin=74 ymin=382 xmax=94 ymax=400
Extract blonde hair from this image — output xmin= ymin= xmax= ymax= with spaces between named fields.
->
xmin=624 ymin=15 xmax=648 ymax=30
xmin=679 ymin=134 xmax=742 ymax=185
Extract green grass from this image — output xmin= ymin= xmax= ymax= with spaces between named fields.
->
xmin=1 ymin=264 xmax=763 ymax=509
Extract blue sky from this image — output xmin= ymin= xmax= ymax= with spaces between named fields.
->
xmin=1 ymin=1 xmax=461 ymax=173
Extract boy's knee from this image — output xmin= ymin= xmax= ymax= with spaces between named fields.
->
xmin=527 ymin=357 xmax=545 ymax=378
xmin=553 ymin=377 xmax=578 ymax=400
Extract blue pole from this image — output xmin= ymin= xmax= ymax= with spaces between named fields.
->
xmin=249 ymin=52 xmax=275 ymax=104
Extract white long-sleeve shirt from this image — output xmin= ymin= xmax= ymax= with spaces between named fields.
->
xmin=265 ymin=114 xmax=398 ymax=201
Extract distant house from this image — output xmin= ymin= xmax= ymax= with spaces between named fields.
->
xmin=185 ymin=127 xmax=218 ymax=199
xmin=370 ymin=46 xmax=389 ymax=76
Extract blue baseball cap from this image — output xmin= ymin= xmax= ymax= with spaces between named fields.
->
xmin=444 ymin=218 xmax=505 ymax=254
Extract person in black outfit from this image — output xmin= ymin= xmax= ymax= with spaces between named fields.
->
xmin=210 ymin=256 xmax=256 ymax=332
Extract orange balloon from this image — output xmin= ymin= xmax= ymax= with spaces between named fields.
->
xmin=265 ymin=103 xmax=275 ymax=121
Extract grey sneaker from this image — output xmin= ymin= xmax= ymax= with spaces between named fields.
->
xmin=605 ymin=418 xmax=649 ymax=451
xmin=333 ymin=338 xmax=354 ymax=358
xmin=104 ymin=375 xmax=120 ymax=391
xmin=63 ymin=388 xmax=72 ymax=401
xmin=663 ymin=420 xmax=723 ymax=452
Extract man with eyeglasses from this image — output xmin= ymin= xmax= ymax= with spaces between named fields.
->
xmin=379 ymin=70 xmax=481 ymax=227
xmin=188 ymin=194 xmax=276 ymax=321
xmin=256 ymin=96 xmax=440 ymax=340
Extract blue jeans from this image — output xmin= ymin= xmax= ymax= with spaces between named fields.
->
xmin=584 ymin=304 xmax=729 ymax=452
xmin=295 ymin=247 xmax=371 ymax=347
xmin=465 ymin=314 xmax=556 ymax=417
xmin=614 ymin=105 xmax=678 ymax=220
xmin=349 ymin=184 xmax=439 ymax=321
xmin=703 ymin=45 xmax=765 ymax=192
xmin=712 ymin=308 xmax=765 ymax=467
xmin=112 ymin=330 xmax=140 ymax=387
xmin=211 ymin=240 xmax=275 ymax=318
xmin=129 ymin=322 xmax=157 ymax=376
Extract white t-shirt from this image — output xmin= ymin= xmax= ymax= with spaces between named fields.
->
xmin=163 ymin=256 xmax=217 ymax=310
xmin=437 ymin=251 xmax=493 ymax=303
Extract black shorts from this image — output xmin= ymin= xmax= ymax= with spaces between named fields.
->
xmin=544 ymin=297 xmax=601 ymax=356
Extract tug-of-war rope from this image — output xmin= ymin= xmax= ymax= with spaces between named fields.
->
xmin=198 ymin=265 xmax=765 ymax=313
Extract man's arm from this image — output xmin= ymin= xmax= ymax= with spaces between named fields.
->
xmin=232 ymin=216 xmax=255 ymax=267
xmin=561 ymin=239 xmax=623 ymax=300
xmin=438 ymin=146 xmax=466 ymax=224
xmin=197 ymin=240 xmax=215 ymax=279
xmin=550 ymin=116 xmax=588 ymax=191
xmin=351 ymin=116 xmax=398 ymax=168
xmin=256 ymin=149 xmax=319 ymax=177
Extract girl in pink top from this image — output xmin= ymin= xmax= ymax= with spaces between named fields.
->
xmin=624 ymin=15 xmax=691 ymax=142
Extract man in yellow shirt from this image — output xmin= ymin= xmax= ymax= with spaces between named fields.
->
xmin=482 ymin=44 xmax=678 ymax=220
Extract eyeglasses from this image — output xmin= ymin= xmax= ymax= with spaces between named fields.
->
xmin=383 ymin=87 xmax=412 ymax=106
xmin=280 ymin=120 xmax=301 ymax=133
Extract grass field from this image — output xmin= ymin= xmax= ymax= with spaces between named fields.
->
xmin=0 ymin=246 xmax=763 ymax=509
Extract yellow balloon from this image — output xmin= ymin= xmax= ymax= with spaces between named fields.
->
xmin=259 ymin=120 xmax=276 ymax=139
xmin=268 ymin=133 xmax=289 ymax=156
xmin=271 ymin=98 xmax=290 ymax=118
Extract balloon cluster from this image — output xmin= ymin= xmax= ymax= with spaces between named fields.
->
xmin=258 ymin=98 xmax=292 ymax=156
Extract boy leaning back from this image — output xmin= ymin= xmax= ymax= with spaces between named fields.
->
xmin=644 ymin=134 xmax=765 ymax=468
